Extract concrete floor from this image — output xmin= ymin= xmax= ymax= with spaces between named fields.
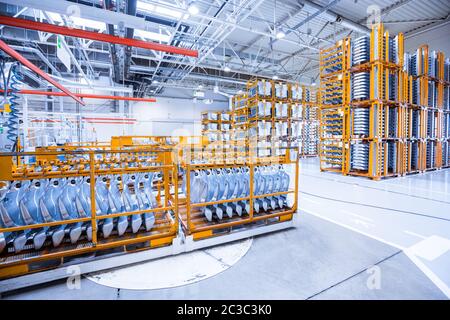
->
xmin=2 ymin=158 xmax=449 ymax=300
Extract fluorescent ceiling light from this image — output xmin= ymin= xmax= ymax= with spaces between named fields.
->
xmin=276 ymin=31 xmax=285 ymax=39
xmin=46 ymin=12 xmax=63 ymax=23
xmin=137 ymin=1 xmax=183 ymax=19
xmin=223 ymin=66 xmax=231 ymax=72
xmin=188 ymin=4 xmax=199 ymax=15
xmin=47 ymin=12 xmax=104 ymax=30
xmin=272 ymin=75 xmax=279 ymax=80
xmin=135 ymin=29 xmax=170 ymax=42
xmin=71 ymin=16 xmax=104 ymax=30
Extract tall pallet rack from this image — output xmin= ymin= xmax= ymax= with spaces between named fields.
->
xmin=347 ymin=24 xmax=405 ymax=180
xmin=443 ymin=58 xmax=450 ymax=167
xmin=246 ymin=78 xmax=277 ymax=158
xmin=405 ymin=45 xmax=447 ymax=172
xmin=319 ymin=22 xmax=449 ymax=180
xmin=231 ymin=93 xmax=250 ymax=162
xmin=244 ymin=79 xmax=319 ymax=159
xmin=292 ymin=86 xmax=320 ymax=157
xmin=201 ymin=110 xmax=235 ymax=162
xmin=319 ymin=37 xmax=351 ymax=173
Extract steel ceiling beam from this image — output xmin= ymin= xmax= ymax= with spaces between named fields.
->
xmin=0 ymin=89 xmax=156 ymax=102
xmin=270 ymin=0 xmax=342 ymax=47
xmin=0 ymin=39 xmax=85 ymax=105
xmin=0 ymin=15 xmax=199 ymax=57
xmin=300 ymin=0 xmax=370 ymax=35
xmin=124 ymin=0 xmax=138 ymax=79
xmin=0 ymin=0 xmax=147 ymax=30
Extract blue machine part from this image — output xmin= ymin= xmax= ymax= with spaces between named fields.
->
xmin=0 ymin=180 xmax=31 ymax=252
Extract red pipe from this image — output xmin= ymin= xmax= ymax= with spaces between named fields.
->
xmin=82 ymin=117 xmax=137 ymax=121
xmin=31 ymin=119 xmax=62 ymax=123
xmin=0 ymin=15 xmax=198 ymax=58
xmin=32 ymin=118 xmax=136 ymax=123
xmin=0 ymin=89 xmax=156 ymax=102
xmin=84 ymin=121 xmax=136 ymax=124
xmin=0 ymin=39 xmax=85 ymax=105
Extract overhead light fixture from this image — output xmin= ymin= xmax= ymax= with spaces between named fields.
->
xmin=193 ymin=90 xmax=204 ymax=98
xmin=276 ymin=30 xmax=285 ymax=39
xmin=153 ymin=80 xmax=159 ymax=84
xmin=134 ymin=29 xmax=170 ymax=43
xmin=198 ymin=84 xmax=203 ymax=89
xmin=311 ymin=77 xmax=316 ymax=86
xmin=223 ymin=65 xmax=231 ymax=72
xmin=272 ymin=75 xmax=279 ymax=80
xmin=137 ymin=1 xmax=184 ymax=20
xmin=188 ymin=2 xmax=199 ymax=15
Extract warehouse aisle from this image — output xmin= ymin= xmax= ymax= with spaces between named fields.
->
xmin=299 ymin=158 xmax=450 ymax=299
xmin=3 ymin=213 xmax=445 ymax=300
xmin=2 ymin=158 xmax=448 ymax=300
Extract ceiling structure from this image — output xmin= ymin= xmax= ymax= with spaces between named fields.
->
xmin=0 ymin=0 xmax=449 ymax=97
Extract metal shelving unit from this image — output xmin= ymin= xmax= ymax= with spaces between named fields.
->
xmin=319 ymin=37 xmax=351 ymax=173
xmin=319 ymin=23 xmax=449 ymax=180
xmin=242 ymin=79 xmax=319 ymax=159
xmin=319 ymin=23 xmax=448 ymax=180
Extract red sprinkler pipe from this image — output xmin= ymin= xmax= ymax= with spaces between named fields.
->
xmin=0 ymin=15 xmax=198 ymax=57
xmin=84 ymin=121 xmax=136 ymax=125
xmin=0 ymin=39 xmax=85 ymax=105
xmin=0 ymin=89 xmax=156 ymax=102
xmin=82 ymin=117 xmax=137 ymax=121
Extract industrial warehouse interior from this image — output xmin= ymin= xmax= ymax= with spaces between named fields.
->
xmin=0 ymin=0 xmax=449 ymax=303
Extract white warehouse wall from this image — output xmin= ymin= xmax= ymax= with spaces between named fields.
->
xmin=130 ymin=96 xmax=228 ymax=137
xmin=87 ymin=93 xmax=229 ymax=141
xmin=404 ymin=23 xmax=450 ymax=57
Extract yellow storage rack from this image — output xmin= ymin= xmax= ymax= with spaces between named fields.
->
xmin=346 ymin=24 xmax=405 ymax=180
xmin=319 ymin=23 xmax=449 ymax=180
xmin=0 ymin=147 xmax=178 ymax=279
xmin=179 ymin=148 xmax=299 ymax=241
xmin=234 ymin=78 xmax=320 ymax=159
xmin=0 ymin=139 xmax=299 ymax=285
xmin=443 ymin=57 xmax=450 ymax=168
xmin=319 ymin=37 xmax=351 ymax=173
xmin=299 ymin=86 xmax=320 ymax=157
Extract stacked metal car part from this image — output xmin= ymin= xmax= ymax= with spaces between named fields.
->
xmin=317 ymin=23 xmax=450 ymax=179
xmin=226 ymin=79 xmax=319 ymax=160
xmin=0 ymin=150 xmax=173 ymax=256
xmin=350 ymin=36 xmax=370 ymax=175
xmin=187 ymin=164 xmax=290 ymax=222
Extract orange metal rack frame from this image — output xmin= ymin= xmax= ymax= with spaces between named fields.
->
xmin=0 ymin=143 xmax=298 ymax=291
xmin=0 ymin=147 xmax=178 ymax=279
xmin=179 ymin=148 xmax=299 ymax=241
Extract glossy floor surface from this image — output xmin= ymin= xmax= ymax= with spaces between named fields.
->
xmin=2 ymin=158 xmax=449 ymax=300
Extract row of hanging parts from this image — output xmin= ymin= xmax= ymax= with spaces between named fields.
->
xmin=0 ymin=173 xmax=159 ymax=253
xmin=187 ymin=165 xmax=290 ymax=221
